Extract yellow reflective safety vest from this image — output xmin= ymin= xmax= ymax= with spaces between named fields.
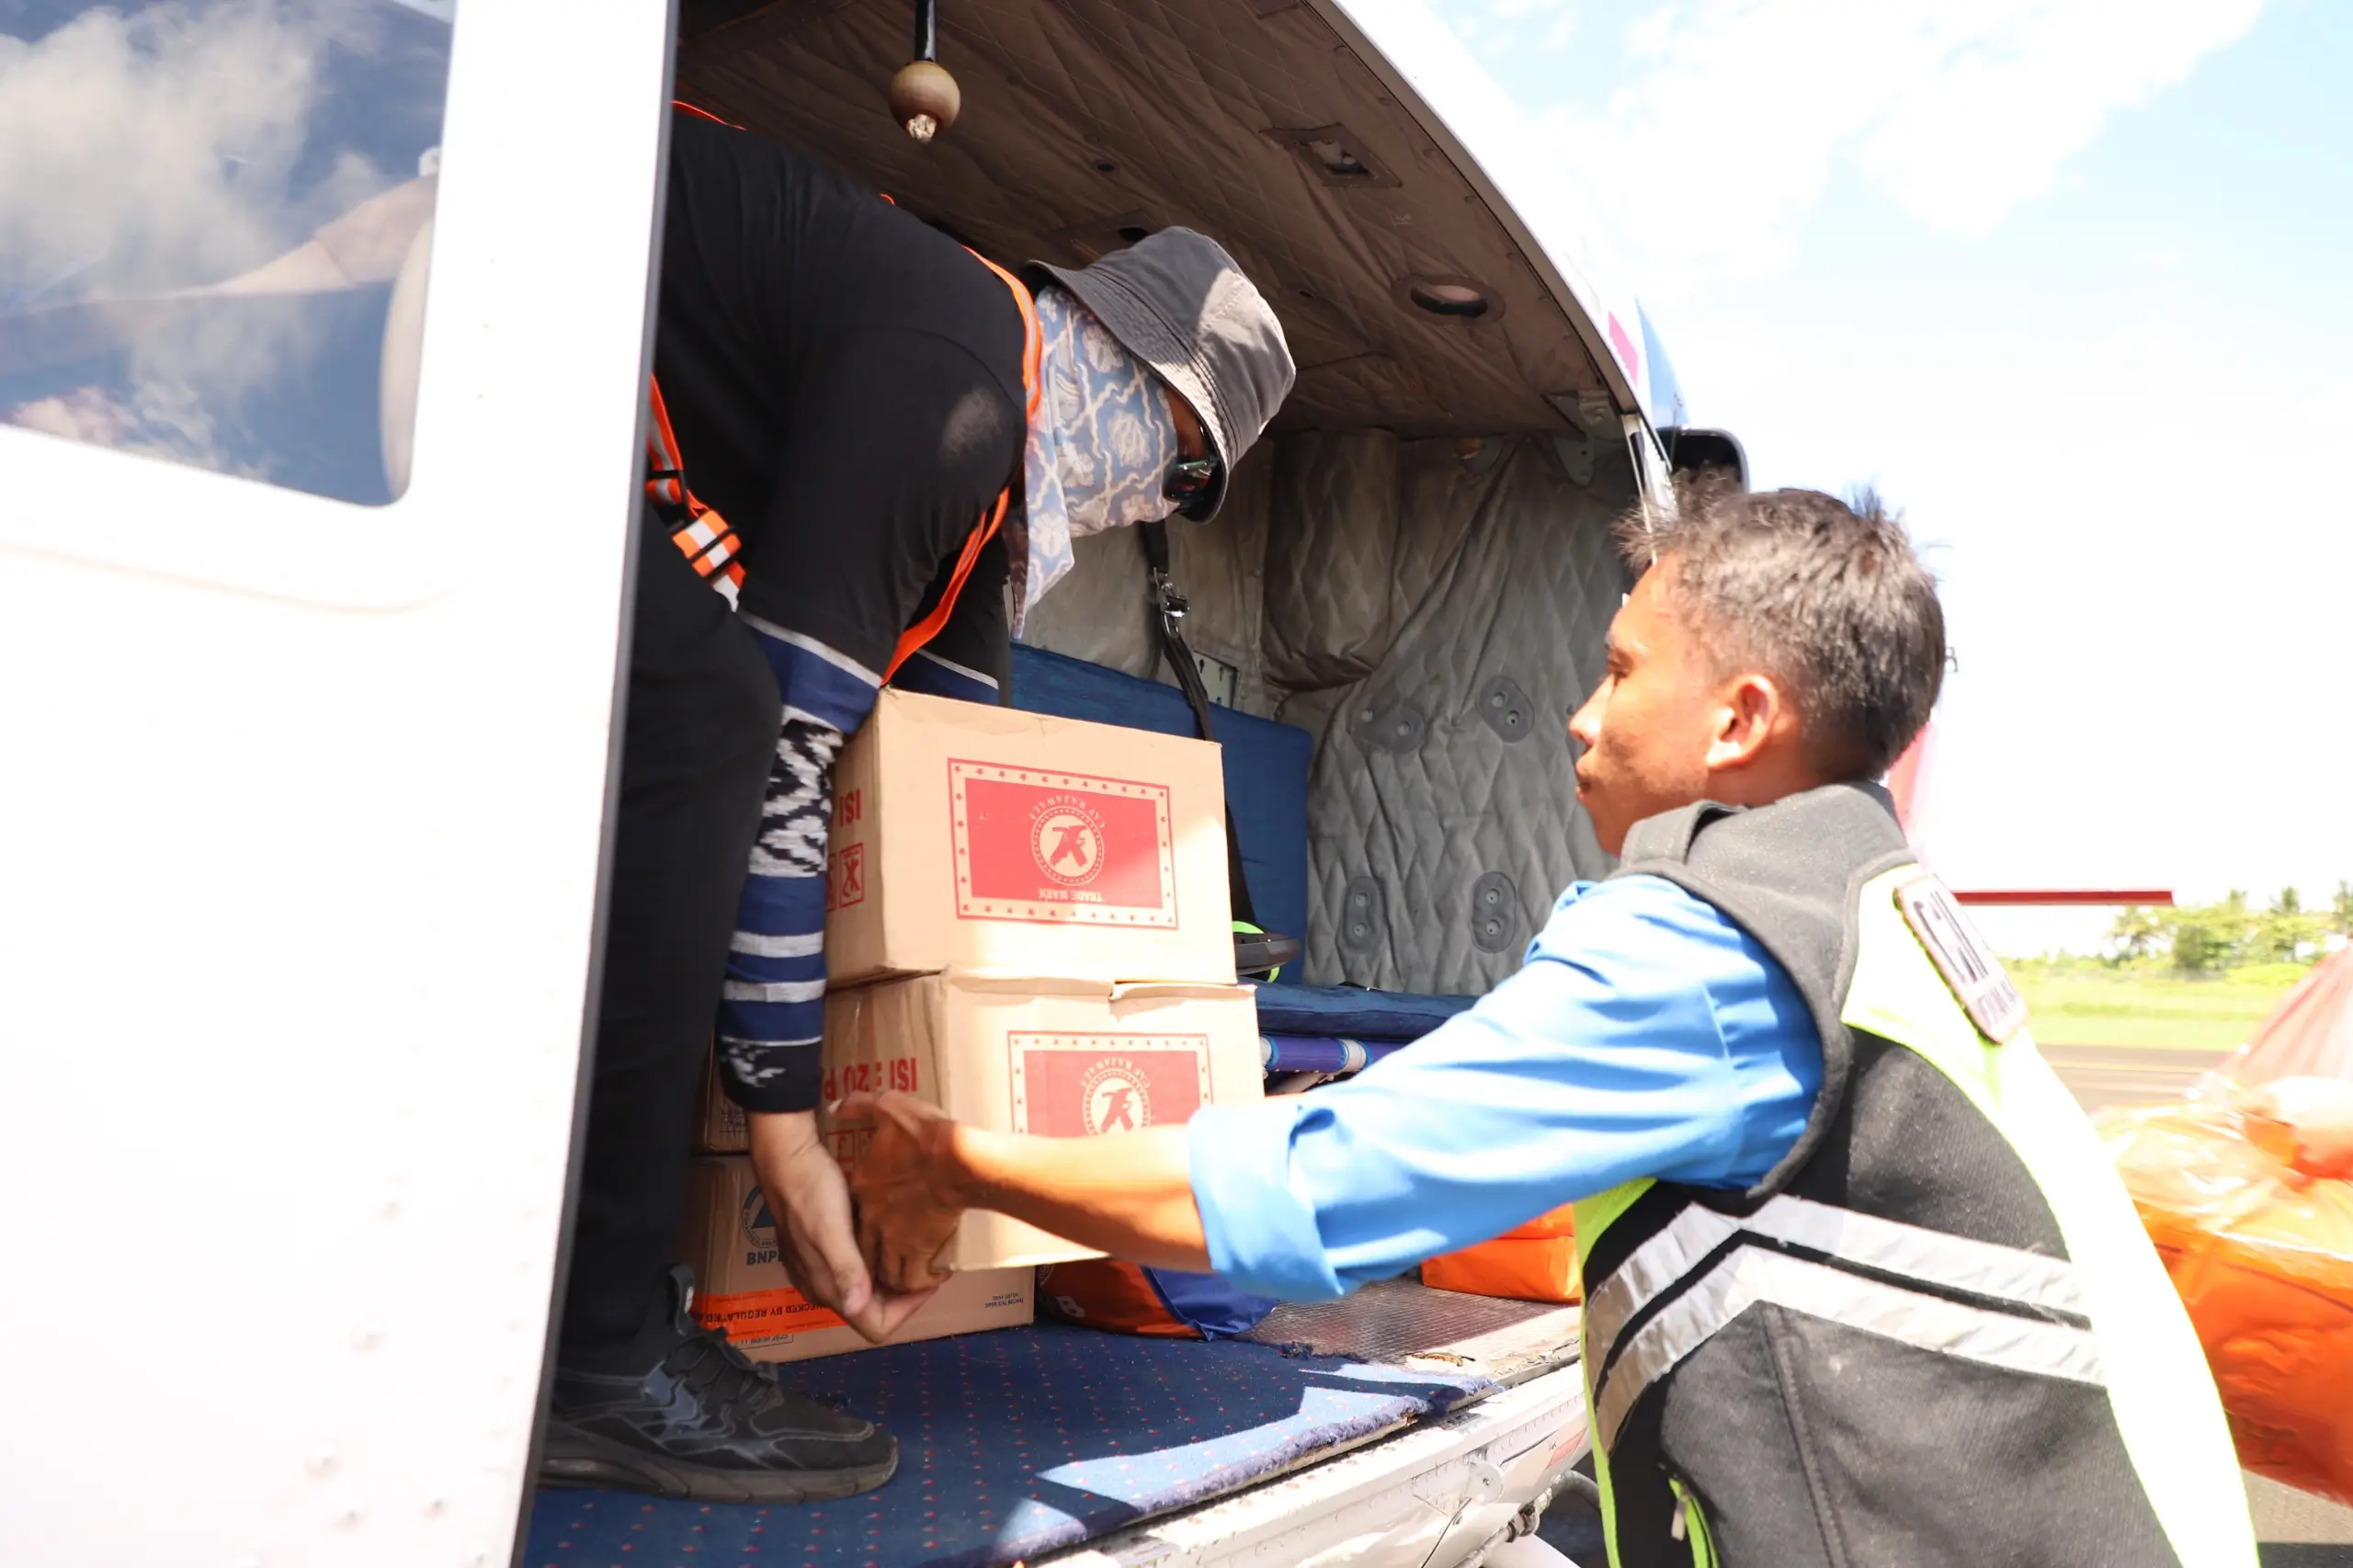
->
xmin=1572 ymin=783 xmax=2254 ymax=1568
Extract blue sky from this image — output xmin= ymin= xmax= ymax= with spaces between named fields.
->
xmin=1427 ymin=0 xmax=2353 ymax=950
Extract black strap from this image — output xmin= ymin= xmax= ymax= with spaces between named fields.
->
xmin=1141 ymin=520 xmax=1258 ymax=929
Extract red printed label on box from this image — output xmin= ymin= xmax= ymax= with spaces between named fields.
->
xmin=697 ymin=1287 xmax=847 ymax=1342
xmin=1009 ymin=1034 xmax=1211 ymax=1137
xmin=949 ymin=762 xmax=1176 ymax=926
xmin=828 ymin=841 xmax=866 ymax=911
xmin=822 ymin=1054 xmax=920 ymax=1105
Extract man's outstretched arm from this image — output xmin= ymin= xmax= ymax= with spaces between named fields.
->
xmin=843 ymin=876 xmax=1827 ymax=1301
xmin=835 ymin=1090 xmax=1209 ymax=1291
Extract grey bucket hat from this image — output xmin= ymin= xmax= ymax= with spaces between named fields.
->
xmin=1023 ymin=228 xmax=1295 ymax=522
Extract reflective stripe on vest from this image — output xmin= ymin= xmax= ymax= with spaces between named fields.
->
xmin=1582 ymin=1191 xmax=2098 ymax=1449
xmin=1587 ymin=1219 xmax=2105 ymax=1449
xmin=1838 ymin=866 xmax=2256 ymax=1568
xmin=1571 ymin=848 xmax=2256 ymax=1568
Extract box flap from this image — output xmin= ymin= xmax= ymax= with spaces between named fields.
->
xmin=940 ymin=971 xmax=1254 ymax=1003
xmin=1108 ymin=981 xmax=1256 ymax=1003
xmin=943 ymin=968 xmax=1118 ymax=997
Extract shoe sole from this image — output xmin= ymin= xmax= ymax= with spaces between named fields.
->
xmin=539 ymin=1427 xmax=898 ymax=1505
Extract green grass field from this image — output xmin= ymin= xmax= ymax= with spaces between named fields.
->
xmin=2006 ymin=961 xmax=2307 ymax=1051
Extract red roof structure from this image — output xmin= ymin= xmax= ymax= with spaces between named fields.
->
xmin=2228 ymin=946 xmax=2353 ymax=1085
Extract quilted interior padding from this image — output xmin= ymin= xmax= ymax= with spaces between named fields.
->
xmin=1006 ymin=642 xmax=1311 ymax=979
xmin=1015 ymin=443 xmax=1281 ymax=717
xmin=1262 ymin=430 xmax=1400 ymax=687
xmin=1026 ymin=429 xmax=1628 ymax=996
xmin=1288 ymin=434 xmax=1630 ymax=992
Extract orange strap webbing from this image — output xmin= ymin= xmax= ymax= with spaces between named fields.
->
xmin=881 ymin=247 xmax=1041 ymax=680
xmin=643 ymin=375 xmax=748 ymax=606
xmin=644 ymin=100 xmax=751 ymax=606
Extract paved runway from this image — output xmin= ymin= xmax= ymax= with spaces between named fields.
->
xmin=2044 ymin=1041 xmax=2224 ymax=1112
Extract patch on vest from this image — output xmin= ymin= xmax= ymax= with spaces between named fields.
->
xmin=1898 ymin=875 xmax=2029 ymax=1044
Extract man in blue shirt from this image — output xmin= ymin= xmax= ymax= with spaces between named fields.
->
xmin=842 ymin=478 xmax=2256 ymax=1568
xmin=839 ymin=482 xmax=1854 ymax=1291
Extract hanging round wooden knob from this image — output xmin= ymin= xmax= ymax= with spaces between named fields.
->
xmin=888 ymin=59 xmax=960 ymax=142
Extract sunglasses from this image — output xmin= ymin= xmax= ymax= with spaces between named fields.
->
xmin=1163 ymin=455 xmax=1220 ymax=506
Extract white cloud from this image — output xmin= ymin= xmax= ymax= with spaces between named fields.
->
xmin=1448 ymin=0 xmax=1580 ymax=51
xmin=10 ymin=386 xmax=135 ymax=445
xmin=0 ymin=3 xmax=350 ymax=300
xmin=2289 ymin=379 xmax=2353 ymax=439
xmin=1531 ymin=0 xmax=2263 ymax=292
xmin=0 ymin=1 xmax=406 ymax=474
xmin=1429 ymin=0 xmax=2351 ymax=903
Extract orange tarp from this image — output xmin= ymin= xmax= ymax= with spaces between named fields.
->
xmin=1422 ymin=1203 xmax=1581 ymax=1304
xmin=2100 ymin=952 xmax=2353 ymax=1507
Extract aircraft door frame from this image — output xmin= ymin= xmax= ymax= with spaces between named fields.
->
xmin=0 ymin=5 xmax=677 ymax=1564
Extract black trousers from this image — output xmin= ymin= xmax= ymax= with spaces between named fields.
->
xmin=559 ymin=513 xmax=780 ymax=1365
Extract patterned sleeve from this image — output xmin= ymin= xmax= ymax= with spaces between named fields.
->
xmin=716 ymin=615 xmax=885 ymax=1113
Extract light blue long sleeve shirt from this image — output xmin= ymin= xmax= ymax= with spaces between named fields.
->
xmin=1187 ymin=874 xmax=1824 ymax=1301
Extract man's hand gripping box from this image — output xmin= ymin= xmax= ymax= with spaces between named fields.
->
xmin=819 ymin=971 xmax=1262 ymax=1272
xmin=678 ymin=1154 xmax=1034 ymax=1362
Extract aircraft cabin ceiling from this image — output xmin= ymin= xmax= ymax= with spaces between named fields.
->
xmin=675 ymin=0 xmax=1618 ymax=438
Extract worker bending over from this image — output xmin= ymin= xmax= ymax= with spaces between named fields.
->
xmin=844 ymin=479 xmax=2257 ymax=1567
xmin=542 ymin=107 xmax=1294 ymax=1502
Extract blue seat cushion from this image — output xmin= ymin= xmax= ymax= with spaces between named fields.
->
xmin=1251 ymin=982 xmax=1477 ymax=1040
xmin=1008 ymin=644 xmax=1311 ymax=983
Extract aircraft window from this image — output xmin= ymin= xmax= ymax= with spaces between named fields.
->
xmin=0 ymin=0 xmax=454 ymax=506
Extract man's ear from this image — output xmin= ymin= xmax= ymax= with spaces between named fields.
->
xmin=1702 ymin=673 xmax=1790 ymax=774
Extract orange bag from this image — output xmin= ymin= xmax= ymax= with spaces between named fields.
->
xmin=1422 ymin=1204 xmax=1581 ymax=1303
xmin=2100 ymin=1092 xmax=2353 ymax=1506
xmin=1035 ymin=1259 xmax=1279 ymax=1339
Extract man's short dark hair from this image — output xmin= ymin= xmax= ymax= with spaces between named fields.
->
xmin=1612 ymin=471 xmax=1945 ymax=779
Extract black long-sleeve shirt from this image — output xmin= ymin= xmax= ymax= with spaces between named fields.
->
xmin=652 ymin=109 xmax=1029 ymax=1110
xmin=654 ymin=108 xmax=1027 ymax=683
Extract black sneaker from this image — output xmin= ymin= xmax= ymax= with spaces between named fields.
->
xmin=540 ymin=1267 xmax=897 ymax=1503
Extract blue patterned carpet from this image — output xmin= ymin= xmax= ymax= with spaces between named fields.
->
xmin=526 ymin=1321 xmax=1494 ymax=1568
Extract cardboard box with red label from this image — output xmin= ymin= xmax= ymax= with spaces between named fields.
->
xmin=819 ymin=971 xmax=1262 ymax=1272
xmin=679 ymin=1154 xmax=1034 ymax=1363
xmin=693 ymin=1049 xmax=747 ymax=1153
xmin=823 ymin=689 xmax=1236 ymax=986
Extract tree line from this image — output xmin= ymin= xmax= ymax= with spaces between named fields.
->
xmin=2110 ymin=882 xmax=2353 ymax=973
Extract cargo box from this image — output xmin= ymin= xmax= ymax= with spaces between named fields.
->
xmin=693 ymin=1048 xmax=748 ymax=1153
xmin=824 ymin=688 xmax=1236 ymax=986
xmin=679 ymin=1154 xmax=1034 ymax=1364
xmin=820 ymin=971 xmax=1262 ymax=1272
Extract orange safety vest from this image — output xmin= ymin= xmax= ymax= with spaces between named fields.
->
xmin=645 ymin=104 xmax=1042 ymax=679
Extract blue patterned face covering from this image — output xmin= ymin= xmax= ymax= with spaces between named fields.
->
xmin=1011 ymin=285 xmax=1181 ymax=632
